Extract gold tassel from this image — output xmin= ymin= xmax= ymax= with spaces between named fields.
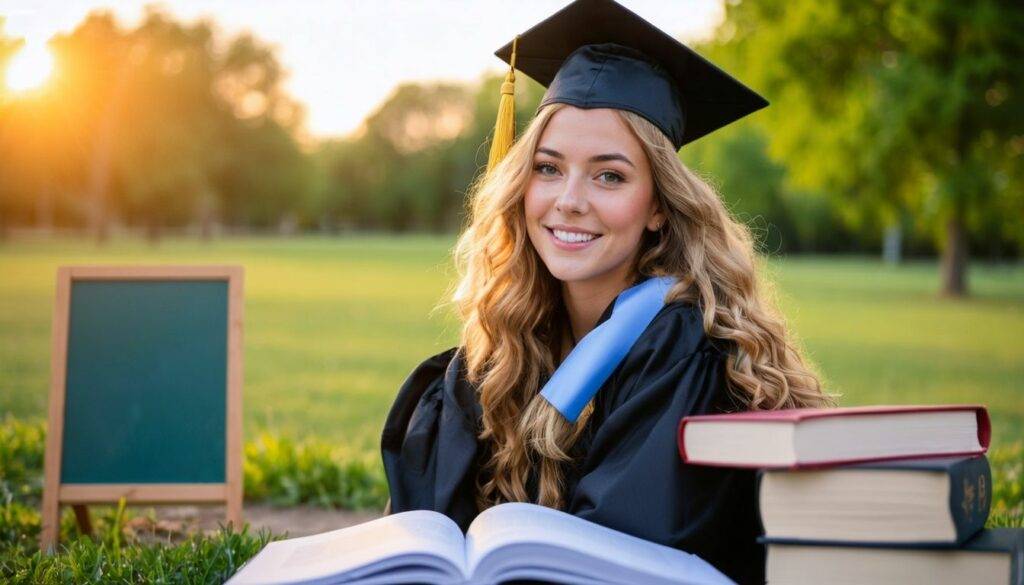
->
xmin=487 ymin=36 xmax=518 ymax=173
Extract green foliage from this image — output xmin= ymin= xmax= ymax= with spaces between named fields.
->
xmin=990 ymin=442 xmax=1023 ymax=523
xmin=0 ymin=522 xmax=272 ymax=584
xmin=244 ymin=433 xmax=388 ymax=510
xmin=315 ymin=73 xmax=547 ymax=233
xmin=987 ymin=513 xmax=1024 ymax=529
xmin=0 ymin=501 xmax=40 ymax=558
xmin=0 ymin=416 xmax=45 ymax=502
xmin=0 ymin=7 xmax=313 ymax=239
xmin=0 ymin=415 xmax=378 ymax=582
xmin=0 ymin=419 xmax=388 ymax=514
xmin=707 ymin=0 xmax=1024 ymax=288
xmin=0 ymin=423 xmax=275 ymax=583
xmin=2 ymin=6 xmax=1021 ymax=261
xmin=681 ymin=125 xmax=859 ymax=254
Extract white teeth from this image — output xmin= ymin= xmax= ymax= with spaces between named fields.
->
xmin=552 ymin=229 xmax=597 ymax=243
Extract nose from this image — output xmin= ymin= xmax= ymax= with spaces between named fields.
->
xmin=554 ymin=175 xmax=588 ymax=215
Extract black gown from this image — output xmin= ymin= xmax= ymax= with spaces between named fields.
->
xmin=381 ymin=296 xmax=766 ymax=585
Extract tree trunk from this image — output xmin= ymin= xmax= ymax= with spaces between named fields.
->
xmin=882 ymin=223 xmax=902 ymax=265
xmin=35 ymin=183 xmax=55 ymax=236
xmin=940 ymin=209 xmax=968 ymax=297
xmin=87 ymin=58 xmax=133 ymax=246
xmin=146 ymin=213 xmax=162 ymax=246
xmin=198 ymin=189 xmax=217 ymax=242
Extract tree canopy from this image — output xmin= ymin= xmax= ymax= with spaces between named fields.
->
xmin=703 ymin=0 xmax=1024 ymax=294
xmin=0 ymin=3 xmax=1019 ymax=287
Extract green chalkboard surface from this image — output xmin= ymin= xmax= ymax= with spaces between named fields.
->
xmin=61 ymin=280 xmax=228 ymax=484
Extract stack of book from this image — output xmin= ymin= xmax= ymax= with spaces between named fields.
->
xmin=679 ymin=405 xmax=1023 ymax=585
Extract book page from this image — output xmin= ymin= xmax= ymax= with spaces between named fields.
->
xmin=226 ymin=510 xmax=467 ymax=585
xmin=464 ymin=503 xmax=732 ymax=585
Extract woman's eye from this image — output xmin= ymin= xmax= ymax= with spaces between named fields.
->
xmin=598 ymin=171 xmax=624 ymax=184
xmin=534 ymin=163 xmax=558 ymax=176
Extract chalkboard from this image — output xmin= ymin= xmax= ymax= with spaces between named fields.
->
xmin=62 ymin=280 xmax=228 ymax=483
xmin=41 ymin=266 xmax=243 ymax=549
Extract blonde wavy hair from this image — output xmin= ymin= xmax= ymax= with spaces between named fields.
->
xmin=450 ymin=103 xmax=833 ymax=512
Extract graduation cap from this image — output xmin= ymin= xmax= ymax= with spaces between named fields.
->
xmin=486 ymin=0 xmax=768 ymax=171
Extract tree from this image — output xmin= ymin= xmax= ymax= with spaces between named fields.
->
xmin=716 ymin=0 xmax=1024 ymax=295
xmin=22 ymin=6 xmax=314 ymax=241
xmin=212 ymin=30 xmax=314 ymax=231
xmin=0 ymin=18 xmax=66 ymax=236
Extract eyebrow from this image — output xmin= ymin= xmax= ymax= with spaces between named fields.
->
xmin=536 ymin=147 xmax=636 ymax=169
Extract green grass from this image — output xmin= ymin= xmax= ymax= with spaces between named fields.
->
xmin=0 ymin=417 xmax=382 ymax=583
xmin=0 ymin=417 xmax=1017 ymax=582
xmin=1 ymin=515 xmax=271 ymax=584
xmin=767 ymin=257 xmax=1024 ymax=445
xmin=1 ymin=236 xmax=1021 ymax=449
xmin=0 ymin=416 xmax=389 ymax=513
xmin=0 ymin=236 xmax=1021 ymax=580
xmin=243 ymin=432 xmax=387 ymax=509
xmin=0 ymin=235 xmax=461 ymax=452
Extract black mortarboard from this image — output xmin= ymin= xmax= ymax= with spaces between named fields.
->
xmin=493 ymin=0 xmax=768 ymax=150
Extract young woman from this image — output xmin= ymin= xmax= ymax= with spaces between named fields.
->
xmin=382 ymin=2 xmax=832 ymax=583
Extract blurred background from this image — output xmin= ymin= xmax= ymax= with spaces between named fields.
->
xmin=0 ymin=0 xmax=1021 ymax=570
xmin=0 ymin=1 xmax=1019 ymax=283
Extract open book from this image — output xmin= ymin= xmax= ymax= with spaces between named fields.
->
xmin=226 ymin=502 xmax=733 ymax=585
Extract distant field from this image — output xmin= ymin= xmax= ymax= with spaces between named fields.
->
xmin=1 ymin=236 xmax=1021 ymax=451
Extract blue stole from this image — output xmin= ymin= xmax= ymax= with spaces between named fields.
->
xmin=540 ymin=276 xmax=677 ymax=422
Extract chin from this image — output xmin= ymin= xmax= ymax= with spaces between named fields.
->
xmin=542 ymin=260 xmax=611 ymax=284
xmin=545 ymin=266 xmax=589 ymax=283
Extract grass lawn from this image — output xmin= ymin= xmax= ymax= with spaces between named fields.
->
xmin=1 ymin=235 xmax=1022 ymax=451
xmin=0 ymin=235 xmax=1021 ymax=582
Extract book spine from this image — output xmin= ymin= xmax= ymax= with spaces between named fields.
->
xmin=948 ymin=455 xmax=992 ymax=544
xmin=975 ymin=408 xmax=992 ymax=450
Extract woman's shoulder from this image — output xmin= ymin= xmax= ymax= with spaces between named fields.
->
xmin=595 ymin=300 xmax=741 ymax=422
xmin=645 ymin=299 xmax=727 ymax=359
xmin=381 ymin=347 xmax=460 ymax=446
xmin=408 ymin=346 xmax=460 ymax=379
xmin=382 ymin=346 xmax=480 ymax=445
xmin=397 ymin=346 xmax=467 ymax=404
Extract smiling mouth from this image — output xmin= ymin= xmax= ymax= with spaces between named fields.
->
xmin=546 ymin=227 xmax=602 ymax=244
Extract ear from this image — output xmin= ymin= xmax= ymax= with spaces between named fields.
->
xmin=646 ymin=205 xmax=666 ymax=232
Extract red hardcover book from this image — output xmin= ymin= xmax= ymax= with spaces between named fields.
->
xmin=678 ymin=405 xmax=990 ymax=469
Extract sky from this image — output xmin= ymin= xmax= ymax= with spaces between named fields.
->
xmin=0 ymin=0 xmax=724 ymax=139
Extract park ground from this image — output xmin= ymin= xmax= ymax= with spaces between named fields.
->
xmin=3 ymin=235 xmax=1022 ymax=447
xmin=0 ymin=236 xmax=1021 ymax=581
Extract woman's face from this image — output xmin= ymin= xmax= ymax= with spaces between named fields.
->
xmin=524 ymin=106 xmax=663 ymax=286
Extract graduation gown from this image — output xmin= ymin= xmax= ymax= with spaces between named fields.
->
xmin=381 ymin=298 xmax=766 ymax=585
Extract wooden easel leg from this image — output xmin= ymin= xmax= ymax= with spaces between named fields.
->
xmin=40 ymin=492 xmax=60 ymax=552
xmin=72 ymin=504 xmax=93 ymax=536
xmin=226 ymin=493 xmax=242 ymax=530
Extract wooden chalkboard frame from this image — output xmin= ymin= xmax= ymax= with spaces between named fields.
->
xmin=40 ymin=265 xmax=244 ymax=550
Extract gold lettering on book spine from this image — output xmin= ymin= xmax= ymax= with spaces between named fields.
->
xmin=977 ymin=474 xmax=987 ymax=514
xmin=962 ymin=477 xmax=976 ymax=521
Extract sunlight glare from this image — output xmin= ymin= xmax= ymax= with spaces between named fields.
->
xmin=5 ymin=42 xmax=55 ymax=93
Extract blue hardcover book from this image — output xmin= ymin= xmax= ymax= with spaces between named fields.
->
xmin=759 ymin=455 xmax=991 ymax=547
xmin=765 ymin=528 xmax=1023 ymax=585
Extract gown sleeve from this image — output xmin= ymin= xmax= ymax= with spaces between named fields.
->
xmin=566 ymin=302 xmax=765 ymax=585
xmin=380 ymin=347 xmax=481 ymax=531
